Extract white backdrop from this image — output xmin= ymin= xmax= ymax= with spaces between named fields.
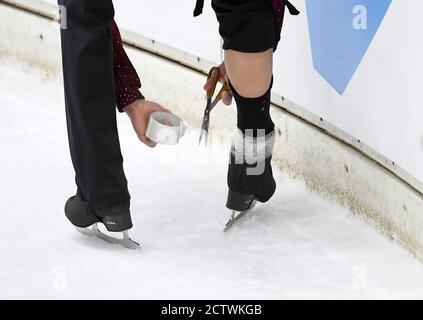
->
xmin=44 ymin=0 xmax=423 ymax=183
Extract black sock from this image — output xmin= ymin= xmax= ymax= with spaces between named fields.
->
xmin=229 ymin=79 xmax=274 ymax=137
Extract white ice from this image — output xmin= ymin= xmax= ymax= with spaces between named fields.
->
xmin=1 ymin=65 xmax=423 ymax=299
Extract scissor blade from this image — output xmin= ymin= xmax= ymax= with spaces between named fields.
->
xmin=198 ymin=129 xmax=205 ymax=145
xmin=198 ymin=129 xmax=209 ymax=146
xmin=208 ymin=98 xmax=220 ymax=112
xmin=199 ymin=130 xmax=208 ymax=146
xmin=199 ymin=111 xmax=211 ymax=145
xmin=199 ymin=96 xmax=213 ymax=146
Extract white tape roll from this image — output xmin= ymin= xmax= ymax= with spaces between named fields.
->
xmin=146 ymin=112 xmax=183 ymax=145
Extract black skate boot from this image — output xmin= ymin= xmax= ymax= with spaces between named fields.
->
xmin=224 ymin=80 xmax=276 ymax=231
xmin=224 ymin=131 xmax=276 ymax=231
xmin=226 ymin=138 xmax=277 ymax=209
xmin=65 ymin=192 xmax=139 ymax=249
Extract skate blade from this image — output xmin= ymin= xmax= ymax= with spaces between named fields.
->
xmin=224 ymin=211 xmax=248 ymax=232
xmin=76 ymin=224 xmax=140 ymax=250
xmin=223 ymin=200 xmax=257 ymax=232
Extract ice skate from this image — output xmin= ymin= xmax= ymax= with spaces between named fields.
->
xmin=223 ymin=128 xmax=276 ymax=232
xmin=65 ymin=193 xmax=140 ymax=250
xmin=224 ymin=191 xmax=257 ymax=232
xmin=75 ymin=224 xmax=140 ymax=250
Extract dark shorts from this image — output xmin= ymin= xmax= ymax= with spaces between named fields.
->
xmin=212 ymin=0 xmax=279 ymax=53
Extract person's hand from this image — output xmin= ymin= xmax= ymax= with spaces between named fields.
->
xmin=203 ymin=62 xmax=232 ymax=106
xmin=123 ymin=99 xmax=170 ymax=148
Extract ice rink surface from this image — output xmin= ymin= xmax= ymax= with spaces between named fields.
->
xmin=1 ymin=65 xmax=423 ymax=299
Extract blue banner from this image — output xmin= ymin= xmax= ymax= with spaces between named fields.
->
xmin=306 ymin=0 xmax=392 ymax=94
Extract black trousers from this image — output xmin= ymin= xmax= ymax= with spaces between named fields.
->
xmin=58 ymin=0 xmax=130 ymax=215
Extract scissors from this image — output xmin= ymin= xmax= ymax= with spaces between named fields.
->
xmin=199 ymin=67 xmax=230 ymax=146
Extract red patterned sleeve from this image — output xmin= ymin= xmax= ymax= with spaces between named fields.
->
xmin=110 ymin=20 xmax=145 ymax=112
xmin=272 ymin=0 xmax=286 ymax=34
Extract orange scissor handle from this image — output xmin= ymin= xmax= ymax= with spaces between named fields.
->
xmin=206 ymin=67 xmax=230 ymax=101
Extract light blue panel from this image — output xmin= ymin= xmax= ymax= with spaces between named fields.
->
xmin=305 ymin=0 xmax=392 ymax=94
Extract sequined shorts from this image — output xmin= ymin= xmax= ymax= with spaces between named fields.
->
xmin=211 ymin=0 xmax=280 ymax=53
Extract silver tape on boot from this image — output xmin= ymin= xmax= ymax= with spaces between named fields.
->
xmin=230 ymin=129 xmax=276 ymax=176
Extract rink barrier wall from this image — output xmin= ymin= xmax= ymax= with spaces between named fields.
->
xmin=2 ymin=0 xmax=423 ymax=261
